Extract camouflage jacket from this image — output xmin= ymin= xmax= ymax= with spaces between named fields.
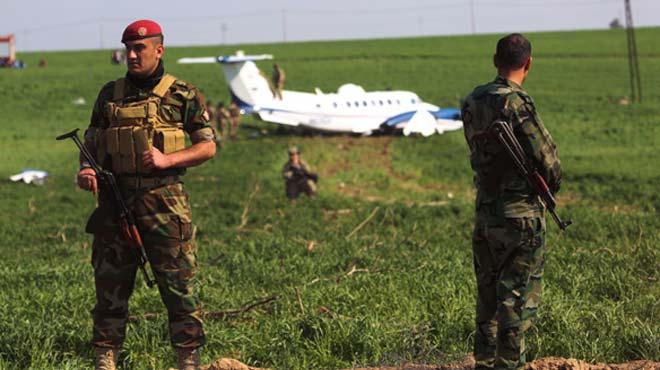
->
xmin=82 ymin=65 xmax=214 ymax=234
xmin=83 ymin=64 xmax=215 ymax=174
xmin=282 ymin=160 xmax=313 ymax=182
xmin=461 ymin=76 xmax=561 ymax=218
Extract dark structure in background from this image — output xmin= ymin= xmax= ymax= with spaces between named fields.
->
xmin=625 ymin=0 xmax=642 ymax=103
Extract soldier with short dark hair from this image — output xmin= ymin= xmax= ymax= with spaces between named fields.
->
xmin=461 ymin=33 xmax=562 ymax=370
xmin=76 ymin=19 xmax=216 ymax=370
xmin=282 ymin=146 xmax=318 ymax=201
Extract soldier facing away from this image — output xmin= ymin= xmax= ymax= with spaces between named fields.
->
xmin=282 ymin=146 xmax=318 ymax=201
xmin=461 ymin=33 xmax=562 ymax=370
xmin=76 ymin=19 xmax=216 ymax=370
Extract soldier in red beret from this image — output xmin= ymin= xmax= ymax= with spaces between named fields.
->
xmin=75 ymin=19 xmax=215 ymax=370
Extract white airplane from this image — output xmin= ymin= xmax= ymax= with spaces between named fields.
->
xmin=177 ymin=51 xmax=462 ymax=136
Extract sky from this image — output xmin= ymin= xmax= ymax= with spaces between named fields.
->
xmin=2 ymin=0 xmax=660 ymax=52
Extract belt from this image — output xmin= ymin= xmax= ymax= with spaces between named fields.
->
xmin=117 ymin=175 xmax=180 ymax=189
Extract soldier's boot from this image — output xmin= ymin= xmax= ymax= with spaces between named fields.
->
xmin=176 ymin=347 xmax=201 ymax=370
xmin=94 ymin=347 xmax=118 ymax=370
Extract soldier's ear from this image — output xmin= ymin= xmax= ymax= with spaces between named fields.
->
xmin=524 ymin=56 xmax=532 ymax=72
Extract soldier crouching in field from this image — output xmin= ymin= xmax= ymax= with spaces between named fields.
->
xmin=282 ymin=146 xmax=318 ymax=201
xmin=461 ymin=33 xmax=562 ymax=370
xmin=75 ymin=19 xmax=216 ymax=370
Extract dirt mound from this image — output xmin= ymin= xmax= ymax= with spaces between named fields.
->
xmin=189 ymin=356 xmax=658 ymax=370
xmin=200 ymin=358 xmax=269 ymax=370
xmin=342 ymin=355 xmax=659 ymax=370
xmin=526 ymin=357 xmax=657 ymax=370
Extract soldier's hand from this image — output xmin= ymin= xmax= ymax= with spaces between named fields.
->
xmin=143 ymin=147 xmax=172 ymax=170
xmin=77 ymin=167 xmax=98 ymax=193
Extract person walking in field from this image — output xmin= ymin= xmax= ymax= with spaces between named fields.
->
xmin=215 ymin=101 xmax=231 ymax=142
xmin=461 ymin=33 xmax=562 ymax=370
xmin=75 ymin=19 xmax=216 ymax=370
xmin=228 ymin=101 xmax=241 ymax=139
xmin=282 ymin=146 xmax=318 ymax=201
xmin=271 ymin=63 xmax=285 ymax=99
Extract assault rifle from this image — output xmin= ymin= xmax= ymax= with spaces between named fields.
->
xmin=293 ymin=166 xmax=318 ymax=183
xmin=490 ymin=120 xmax=573 ymax=231
xmin=56 ymin=128 xmax=156 ymax=288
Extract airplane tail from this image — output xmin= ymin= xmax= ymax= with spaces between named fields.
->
xmin=178 ymin=52 xmax=274 ymax=111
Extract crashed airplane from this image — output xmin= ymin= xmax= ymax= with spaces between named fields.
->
xmin=178 ymin=51 xmax=462 ymax=137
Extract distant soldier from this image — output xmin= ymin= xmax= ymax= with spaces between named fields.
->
xmin=215 ymin=101 xmax=231 ymax=141
xmin=282 ymin=146 xmax=318 ymax=201
xmin=111 ymin=49 xmax=125 ymax=65
xmin=461 ymin=33 xmax=562 ymax=370
xmin=76 ymin=19 xmax=216 ymax=370
xmin=228 ymin=101 xmax=241 ymax=139
xmin=206 ymin=99 xmax=215 ymax=122
xmin=271 ymin=63 xmax=285 ymax=99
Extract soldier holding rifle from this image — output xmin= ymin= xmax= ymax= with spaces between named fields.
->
xmin=461 ymin=33 xmax=564 ymax=370
xmin=73 ymin=19 xmax=215 ymax=370
xmin=282 ymin=146 xmax=318 ymax=201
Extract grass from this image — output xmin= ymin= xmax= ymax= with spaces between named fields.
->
xmin=0 ymin=28 xmax=658 ymax=369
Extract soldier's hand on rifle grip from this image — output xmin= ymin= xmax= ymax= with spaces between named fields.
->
xmin=77 ymin=167 xmax=98 ymax=194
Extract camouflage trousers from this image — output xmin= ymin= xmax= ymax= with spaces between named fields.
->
xmin=89 ymin=183 xmax=205 ymax=349
xmin=286 ymin=179 xmax=317 ymax=199
xmin=472 ymin=212 xmax=546 ymax=370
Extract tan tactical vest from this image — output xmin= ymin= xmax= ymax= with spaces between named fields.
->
xmin=98 ymin=74 xmax=186 ymax=175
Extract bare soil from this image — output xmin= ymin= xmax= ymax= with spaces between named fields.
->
xmin=193 ymin=356 xmax=659 ymax=370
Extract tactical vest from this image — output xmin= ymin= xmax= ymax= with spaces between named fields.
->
xmin=97 ymin=74 xmax=186 ymax=175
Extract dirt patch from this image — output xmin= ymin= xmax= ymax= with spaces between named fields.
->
xmin=189 ymin=356 xmax=658 ymax=370
xmin=526 ymin=357 xmax=657 ymax=370
xmin=341 ymin=355 xmax=659 ymax=370
xmin=199 ymin=357 xmax=269 ymax=370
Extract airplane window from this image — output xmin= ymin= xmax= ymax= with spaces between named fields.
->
xmin=333 ymin=102 xmax=338 ymax=108
xmin=347 ymin=102 xmax=351 ymax=107
xmin=411 ymin=98 xmax=416 ymax=104
xmin=396 ymin=99 xmax=400 ymax=104
xmin=355 ymin=101 xmax=359 ymax=107
xmin=362 ymin=101 xmax=367 ymax=106
xmin=379 ymin=100 xmax=384 ymax=105
xmin=316 ymin=104 xmax=321 ymax=108
xmin=371 ymin=101 xmax=376 ymax=106
xmin=387 ymin=99 xmax=392 ymax=105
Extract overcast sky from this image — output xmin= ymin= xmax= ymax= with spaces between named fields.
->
xmin=2 ymin=0 xmax=660 ymax=52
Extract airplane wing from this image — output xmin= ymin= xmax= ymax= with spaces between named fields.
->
xmin=177 ymin=54 xmax=273 ymax=65
xmin=177 ymin=57 xmax=219 ymax=64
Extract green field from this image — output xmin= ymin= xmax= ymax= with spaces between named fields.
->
xmin=0 ymin=28 xmax=658 ymax=369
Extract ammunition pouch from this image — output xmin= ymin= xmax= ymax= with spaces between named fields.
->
xmin=98 ymin=74 xmax=186 ymax=175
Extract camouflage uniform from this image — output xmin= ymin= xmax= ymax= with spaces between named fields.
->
xmin=215 ymin=104 xmax=231 ymax=140
xmin=461 ymin=76 xmax=561 ymax=369
xmin=282 ymin=160 xmax=317 ymax=199
xmin=83 ymin=61 xmax=214 ymax=350
xmin=271 ymin=64 xmax=285 ymax=100
xmin=228 ymin=102 xmax=241 ymax=139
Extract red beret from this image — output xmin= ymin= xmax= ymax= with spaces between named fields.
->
xmin=122 ymin=19 xmax=163 ymax=43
